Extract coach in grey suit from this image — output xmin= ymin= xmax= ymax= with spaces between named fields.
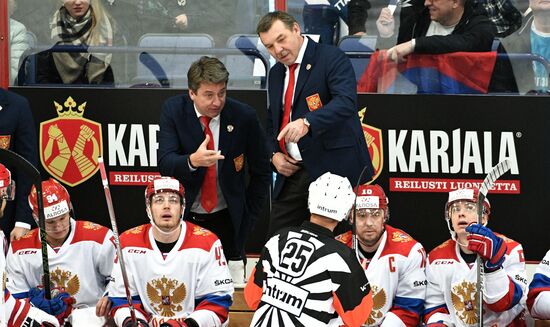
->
xmin=257 ymin=11 xmax=374 ymax=236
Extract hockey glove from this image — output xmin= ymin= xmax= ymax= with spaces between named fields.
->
xmin=466 ymin=224 xmax=507 ymax=271
xmin=20 ymin=306 xmax=60 ymax=327
xmin=160 ymin=320 xmax=188 ymax=327
xmin=122 ymin=317 xmax=150 ymax=327
xmin=426 ymin=321 xmax=447 ymax=327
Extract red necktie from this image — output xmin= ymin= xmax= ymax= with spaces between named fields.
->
xmin=199 ymin=116 xmax=217 ymax=213
xmin=279 ymin=63 xmax=298 ymax=155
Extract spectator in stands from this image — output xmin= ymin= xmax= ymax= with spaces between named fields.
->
xmin=11 ymin=0 xmax=58 ymax=45
xmin=376 ymin=0 xmax=496 ymax=61
xmin=496 ymin=0 xmax=550 ymax=93
xmin=8 ymin=0 xmax=29 ymax=84
xmin=348 ymin=0 xmax=425 ymax=39
xmin=477 ymin=0 xmax=522 ymax=37
xmin=109 ymin=0 xmax=239 ymax=47
xmin=35 ymin=0 xmax=115 ymax=85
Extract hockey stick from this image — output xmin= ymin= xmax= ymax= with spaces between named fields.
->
xmin=97 ymin=157 xmax=138 ymax=327
xmin=475 ymin=159 xmax=511 ymax=327
xmin=0 ymin=149 xmax=51 ymax=299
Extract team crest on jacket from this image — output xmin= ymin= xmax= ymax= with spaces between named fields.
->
xmin=366 ymin=284 xmax=387 ymax=325
xmin=147 ymin=276 xmax=187 ymax=317
xmin=192 ymin=226 xmax=212 ymax=236
xmin=451 ymin=280 xmax=478 ymax=325
xmin=83 ymin=221 xmax=101 ymax=230
xmin=306 ymin=93 xmax=322 ymax=111
xmin=39 ymin=96 xmax=103 ymax=187
xmin=391 ymin=231 xmax=412 ymax=243
xmin=0 ymin=135 xmax=10 ymax=149
xmin=50 ymin=266 xmax=80 ymax=297
xmin=234 ymin=153 xmax=244 ymax=172
xmin=359 ymin=107 xmax=383 ymax=182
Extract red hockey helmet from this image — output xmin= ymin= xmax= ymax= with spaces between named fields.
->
xmin=355 ymin=184 xmax=389 ymax=210
xmin=28 ymin=178 xmax=71 ymax=220
xmin=0 ymin=163 xmax=16 ymax=201
xmin=145 ymin=177 xmax=185 ymax=205
xmin=445 ymin=188 xmax=491 ymax=220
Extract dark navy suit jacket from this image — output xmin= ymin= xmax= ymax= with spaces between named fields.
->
xmin=267 ymin=38 xmax=373 ymax=198
xmin=158 ymin=94 xmax=270 ymax=248
xmin=0 ymin=88 xmax=38 ymax=232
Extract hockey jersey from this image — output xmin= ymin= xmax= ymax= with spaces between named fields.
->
xmin=245 ymin=221 xmax=373 ymax=327
xmin=108 ymin=222 xmax=233 ymax=327
xmin=6 ymin=219 xmax=115 ymax=309
xmin=527 ymin=249 xmax=550 ymax=319
xmin=424 ymin=236 xmax=527 ymax=326
xmin=336 ymin=225 xmax=426 ymax=326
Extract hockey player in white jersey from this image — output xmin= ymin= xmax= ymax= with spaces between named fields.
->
xmin=245 ymin=172 xmax=373 ymax=327
xmin=527 ymin=249 xmax=550 ymax=319
xmin=424 ymin=188 xmax=527 ymax=326
xmin=0 ymin=163 xmax=59 ymax=327
xmin=108 ymin=176 xmax=233 ymax=327
xmin=6 ymin=178 xmax=115 ymax=326
xmin=336 ymin=184 xmax=426 ymax=326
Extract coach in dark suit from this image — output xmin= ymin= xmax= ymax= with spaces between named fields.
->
xmin=0 ymin=88 xmax=37 ymax=241
xmin=257 ymin=11 xmax=374 ymax=236
xmin=158 ymin=57 xmax=270 ymax=286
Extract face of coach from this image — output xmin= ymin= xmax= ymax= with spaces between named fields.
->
xmin=257 ymin=12 xmax=305 ymax=67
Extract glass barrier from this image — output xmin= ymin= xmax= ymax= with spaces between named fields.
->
xmin=7 ymin=0 xmax=271 ymax=89
xmin=7 ymin=0 xmax=547 ymax=95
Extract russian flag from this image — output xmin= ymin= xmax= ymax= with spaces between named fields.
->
xmin=358 ymin=50 xmax=497 ymax=94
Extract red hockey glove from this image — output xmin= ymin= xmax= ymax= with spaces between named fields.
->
xmin=159 ymin=319 xmax=188 ymax=327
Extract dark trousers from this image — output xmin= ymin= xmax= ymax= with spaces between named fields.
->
xmin=268 ymin=168 xmax=311 ymax=238
xmin=187 ymin=209 xmax=243 ymax=261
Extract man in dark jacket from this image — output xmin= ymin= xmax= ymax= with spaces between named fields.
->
xmin=377 ymin=0 xmax=496 ymax=60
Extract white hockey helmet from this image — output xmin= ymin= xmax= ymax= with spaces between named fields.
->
xmin=308 ymin=172 xmax=355 ymax=222
xmin=445 ymin=188 xmax=491 ymax=241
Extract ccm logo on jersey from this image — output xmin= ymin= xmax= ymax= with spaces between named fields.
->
xmin=215 ymin=279 xmax=232 ymax=286
xmin=263 ymin=277 xmax=309 ymax=316
xmin=413 ymin=280 xmax=427 ymax=287
xmin=434 ymin=260 xmax=455 ymax=265
xmin=128 ymin=249 xmax=147 ymax=254
xmin=18 ymin=250 xmax=38 ymax=255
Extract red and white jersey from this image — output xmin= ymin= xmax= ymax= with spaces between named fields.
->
xmin=108 ymin=222 xmax=233 ymax=327
xmin=6 ymin=219 xmax=115 ymax=308
xmin=336 ymin=225 xmax=427 ymax=327
xmin=424 ymin=236 xmax=527 ymax=326
xmin=527 ymin=249 xmax=550 ymax=319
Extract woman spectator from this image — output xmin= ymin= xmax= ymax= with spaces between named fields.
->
xmin=36 ymin=0 xmax=115 ymax=84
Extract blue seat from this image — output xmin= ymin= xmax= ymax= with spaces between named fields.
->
xmin=135 ymin=33 xmax=214 ymax=88
xmin=338 ymin=35 xmax=377 ymax=81
xmin=225 ymin=34 xmax=269 ymax=89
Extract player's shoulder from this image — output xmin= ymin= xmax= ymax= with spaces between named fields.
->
xmin=120 ymin=224 xmax=151 ymax=249
xmin=180 ymin=222 xmax=220 ymax=252
xmin=496 ymin=232 xmax=522 ymax=255
xmin=335 ymin=230 xmax=353 ymax=247
xmin=428 ymin=239 xmax=459 ymax=264
xmin=381 ymin=225 xmax=422 ymax=256
xmin=72 ymin=220 xmax=111 ymax=244
xmin=10 ymin=229 xmax=40 ymax=252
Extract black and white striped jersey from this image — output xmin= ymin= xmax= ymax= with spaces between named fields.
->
xmin=245 ymin=221 xmax=373 ymax=327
